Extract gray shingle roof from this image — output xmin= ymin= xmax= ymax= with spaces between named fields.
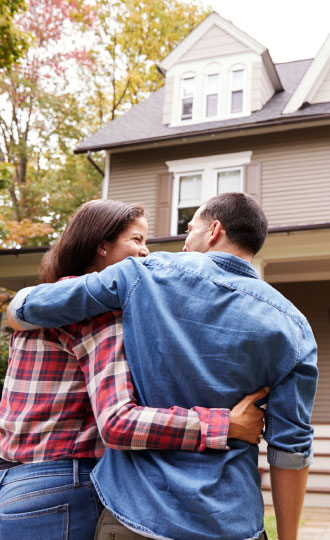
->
xmin=75 ymin=59 xmax=330 ymax=154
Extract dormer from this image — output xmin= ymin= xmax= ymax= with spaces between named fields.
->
xmin=159 ymin=12 xmax=282 ymax=126
xmin=284 ymin=33 xmax=330 ymax=113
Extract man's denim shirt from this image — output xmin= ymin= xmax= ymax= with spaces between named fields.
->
xmin=15 ymin=252 xmax=318 ymax=540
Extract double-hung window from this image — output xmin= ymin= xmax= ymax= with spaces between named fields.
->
xmin=180 ymin=74 xmax=195 ymax=121
xmin=167 ymin=152 xmax=251 ymax=235
xmin=205 ymin=63 xmax=220 ymax=118
xmin=230 ymin=68 xmax=245 ymax=114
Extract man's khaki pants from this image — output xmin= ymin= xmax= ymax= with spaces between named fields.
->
xmin=94 ymin=509 xmax=268 ymax=540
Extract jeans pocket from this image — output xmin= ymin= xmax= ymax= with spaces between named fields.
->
xmin=0 ymin=503 xmax=69 ymax=540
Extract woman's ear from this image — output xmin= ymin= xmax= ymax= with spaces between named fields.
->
xmin=97 ymin=244 xmax=107 ymax=257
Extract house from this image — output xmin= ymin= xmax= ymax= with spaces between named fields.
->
xmin=1 ymin=10 xmax=329 ymax=505
xmin=75 ymin=11 xmax=330 ymax=506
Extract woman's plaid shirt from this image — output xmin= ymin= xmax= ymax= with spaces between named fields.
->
xmin=0 ymin=311 xmax=229 ymax=463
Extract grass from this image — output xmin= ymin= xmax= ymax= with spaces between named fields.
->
xmin=264 ymin=514 xmax=305 ymax=539
xmin=264 ymin=515 xmax=277 ymax=539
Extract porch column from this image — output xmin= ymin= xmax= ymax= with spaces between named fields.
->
xmin=101 ymin=151 xmax=111 ymax=200
xmin=252 ymin=259 xmax=267 ymax=280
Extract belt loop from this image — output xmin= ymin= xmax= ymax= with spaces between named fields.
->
xmin=73 ymin=459 xmax=80 ymax=487
xmin=0 ymin=469 xmax=8 ymax=486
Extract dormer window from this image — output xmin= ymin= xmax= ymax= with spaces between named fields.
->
xmin=230 ymin=68 xmax=245 ymax=113
xmin=180 ymin=74 xmax=195 ymax=121
xmin=205 ymin=63 xmax=220 ymax=118
xmin=172 ymin=60 xmax=251 ymax=126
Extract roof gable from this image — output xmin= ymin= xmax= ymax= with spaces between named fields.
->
xmin=283 ymin=33 xmax=330 ymax=113
xmin=178 ymin=23 xmax=249 ymax=64
xmin=158 ymin=11 xmax=282 ymax=91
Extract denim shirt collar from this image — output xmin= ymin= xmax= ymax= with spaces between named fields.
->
xmin=205 ymin=251 xmax=260 ymax=280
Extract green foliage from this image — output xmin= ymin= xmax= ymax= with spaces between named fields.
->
xmin=264 ymin=515 xmax=277 ymax=539
xmin=0 ymin=0 xmax=27 ymax=69
xmin=0 ymin=0 xmax=210 ymax=245
xmin=0 ymin=326 xmax=12 ymax=396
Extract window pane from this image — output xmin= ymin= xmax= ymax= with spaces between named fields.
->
xmin=177 ymin=207 xmax=198 ymax=235
xmin=179 ymin=174 xmax=201 ymax=204
xmin=181 ymin=98 xmax=193 ymax=119
xmin=217 ymin=169 xmax=242 ymax=194
xmin=182 ymin=77 xmax=194 ymax=97
xmin=207 ymin=73 xmax=218 ymax=93
xmin=206 ymin=94 xmax=218 ymax=117
xmin=231 ymin=90 xmax=243 ymax=113
xmin=232 ymin=70 xmax=244 ymax=90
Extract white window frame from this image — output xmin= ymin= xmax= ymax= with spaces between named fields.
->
xmin=229 ymin=65 xmax=246 ymax=116
xmin=204 ymin=63 xmax=221 ymax=119
xmin=170 ymin=54 xmax=254 ymax=127
xmin=166 ymin=152 xmax=252 ymax=235
xmin=180 ymin=72 xmax=196 ymax=121
xmin=216 ymin=166 xmax=244 ymax=194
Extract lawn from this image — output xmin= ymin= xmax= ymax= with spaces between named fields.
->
xmin=264 ymin=515 xmax=277 ymax=539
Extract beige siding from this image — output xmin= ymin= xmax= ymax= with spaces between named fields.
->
xmin=274 ymin=281 xmax=330 ymax=423
xmin=108 ymin=156 xmax=169 ymax=236
xmin=311 ymin=65 xmax=330 ymax=104
xmin=251 ymin=62 xmax=275 ymax=112
xmin=179 ymin=25 xmax=249 ymax=63
xmin=162 ymin=75 xmax=174 ymax=125
xmin=253 ymin=134 xmax=330 ymax=228
xmin=109 ymin=128 xmax=330 ymax=236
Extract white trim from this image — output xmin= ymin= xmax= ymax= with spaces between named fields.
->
xmin=167 ymin=152 xmax=252 ymax=235
xmin=166 ymin=152 xmax=252 ymax=173
xmin=159 ymin=12 xmax=266 ymax=73
xmin=158 ymin=11 xmax=281 ymax=93
xmin=169 ymin=54 xmax=253 ymax=126
xmin=283 ymin=33 xmax=330 ymax=114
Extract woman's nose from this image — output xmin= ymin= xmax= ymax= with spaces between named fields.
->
xmin=140 ymin=245 xmax=149 ymax=257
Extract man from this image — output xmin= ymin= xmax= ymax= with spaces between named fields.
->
xmin=9 ymin=193 xmax=317 ymax=540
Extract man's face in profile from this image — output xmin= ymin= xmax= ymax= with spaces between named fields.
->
xmin=183 ymin=207 xmax=211 ymax=253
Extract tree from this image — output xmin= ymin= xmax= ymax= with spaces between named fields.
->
xmin=0 ymin=0 xmax=27 ymax=69
xmin=81 ymin=0 xmax=208 ymax=129
xmin=0 ymin=0 xmax=94 ymax=238
xmin=0 ymin=0 xmax=209 ymax=247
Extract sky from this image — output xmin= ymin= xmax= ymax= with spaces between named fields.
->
xmin=200 ymin=0 xmax=330 ymax=64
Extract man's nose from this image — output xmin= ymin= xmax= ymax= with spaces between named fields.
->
xmin=183 ymin=244 xmax=187 ymax=252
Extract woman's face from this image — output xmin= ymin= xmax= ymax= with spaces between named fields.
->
xmin=100 ymin=216 xmax=149 ymax=269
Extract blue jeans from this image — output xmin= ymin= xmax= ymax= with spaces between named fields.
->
xmin=0 ymin=458 xmax=104 ymax=540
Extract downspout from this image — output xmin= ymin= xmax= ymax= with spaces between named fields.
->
xmin=87 ymin=151 xmax=110 ymax=200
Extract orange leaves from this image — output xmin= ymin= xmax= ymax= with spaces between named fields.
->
xmin=0 ymin=214 xmax=54 ymax=248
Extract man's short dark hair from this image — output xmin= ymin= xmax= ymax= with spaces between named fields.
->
xmin=199 ymin=192 xmax=268 ymax=255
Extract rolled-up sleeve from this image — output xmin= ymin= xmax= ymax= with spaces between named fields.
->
xmin=264 ymin=320 xmax=318 ymax=469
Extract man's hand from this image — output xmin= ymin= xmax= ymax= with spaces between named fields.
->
xmin=228 ymin=386 xmax=270 ymax=444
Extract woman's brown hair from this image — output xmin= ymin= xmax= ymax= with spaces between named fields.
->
xmin=39 ymin=199 xmax=145 ymax=283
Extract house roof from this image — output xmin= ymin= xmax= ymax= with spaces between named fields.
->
xmin=284 ymin=33 xmax=330 ymax=113
xmin=75 ymin=58 xmax=330 ymax=155
xmin=158 ymin=11 xmax=282 ymax=92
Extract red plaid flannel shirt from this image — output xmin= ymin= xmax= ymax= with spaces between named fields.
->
xmin=0 ymin=311 xmax=229 ymax=463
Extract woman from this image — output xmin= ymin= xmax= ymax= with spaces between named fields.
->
xmin=0 ymin=200 xmax=264 ymax=540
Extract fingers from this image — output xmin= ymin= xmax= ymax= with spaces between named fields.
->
xmin=247 ymin=386 xmax=270 ymax=403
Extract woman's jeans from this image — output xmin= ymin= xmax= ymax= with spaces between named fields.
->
xmin=0 ymin=458 xmax=104 ymax=540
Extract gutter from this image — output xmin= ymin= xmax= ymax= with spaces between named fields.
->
xmin=1 ymin=223 xmax=329 ymax=256
xmin=74 ymin=113 xmax=330 ymax=155
xmin=147 ymin=223 xmax=330 ymax=244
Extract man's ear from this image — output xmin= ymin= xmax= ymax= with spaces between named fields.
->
xmin=207 ymin=220 xmax=224 ymax=246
